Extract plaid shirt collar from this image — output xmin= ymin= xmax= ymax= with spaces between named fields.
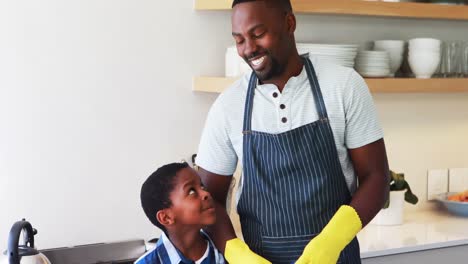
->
xmin=155 ymin=230 xmax=221 ymax=264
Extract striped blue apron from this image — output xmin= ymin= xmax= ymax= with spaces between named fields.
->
xmin=238 ymin=57 xmax=361 ymax=264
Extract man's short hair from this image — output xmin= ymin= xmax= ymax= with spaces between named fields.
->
xmin=140 ymin=162 xmax=189 ymax=232
xmin=231 ymin=0 xmax=292 ymax=12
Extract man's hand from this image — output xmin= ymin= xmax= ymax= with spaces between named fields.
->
xmin=296 ymin=205 xmax=362 ymax=264
xmin=225 ymin=238 xmax=271 ymax=264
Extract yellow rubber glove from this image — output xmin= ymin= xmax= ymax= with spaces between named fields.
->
xmin=224 ymin=238 xmax=271 ymax=264
xmin=296 ymin=205 xmax=362 ymax=264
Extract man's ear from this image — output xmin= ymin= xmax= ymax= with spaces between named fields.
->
xmin=286 ymin=12 xmax=296 ymax=34
xmin=156 ymin=209 xmax=175 ymax=227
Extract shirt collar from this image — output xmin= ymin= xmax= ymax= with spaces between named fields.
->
xmin=256 ymin=65 xmax=307 ymax=93
xmin=284 ymin=65 xmax=307 ymax=90
xmin=159 ymin=232 xmax=183 ymax=264
xmin=159 ymin=230 xmax=215 ymax=264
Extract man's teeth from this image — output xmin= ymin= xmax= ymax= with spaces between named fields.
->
xmin=251 ymin=56 xmax=265 ymax=66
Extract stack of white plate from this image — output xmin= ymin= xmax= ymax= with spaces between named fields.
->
xmin=355 ymin=51 xmax=391 ymax=77
xmin=297 ymin=43 xmax=359 ymax=68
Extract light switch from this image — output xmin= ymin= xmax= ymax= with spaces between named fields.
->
xmin=449 ymin=168 xmax=468 ymax=193
xmin=427 ymin=169 xmax=448 ymax=200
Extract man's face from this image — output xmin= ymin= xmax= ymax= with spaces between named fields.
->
xmin=166 ymin=168 xmax=216 ymax=228
xmin=231 ymin=1 xmax=293 ymax=81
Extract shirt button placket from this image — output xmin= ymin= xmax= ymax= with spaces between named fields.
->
xmin=272 ymin=91 xmax=288 ymax=129
xmin=280 ymin=104 xmax=287 ymax=123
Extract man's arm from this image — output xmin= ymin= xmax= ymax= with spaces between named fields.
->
xmin=199 ymin=167 xmax=271 ymax=264
xmin=198 ymin=167 xmax=236 ymax=253
xmin=341 ymin=70 xmax=388 ymax=225
xmin=349 ymin=138 xmax=389 ymax=226
xmin=296 ymin=138 xmax=389 ymax=264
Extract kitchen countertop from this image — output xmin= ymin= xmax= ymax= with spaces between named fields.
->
xmin=358 ymin=207 xmax=468 ymax=258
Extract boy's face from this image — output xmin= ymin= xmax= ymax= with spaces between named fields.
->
xmin=164 ymin=167 xmax=216 ymax=228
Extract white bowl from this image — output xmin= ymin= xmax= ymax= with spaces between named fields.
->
xmin=390 ymin=57 xmax=404 ymax=74
xmin=374 ymin=40 xmax=405 ymax=51
xmin=358 ymin=70 xmax=391 ymax=78
xmin=408 ymin=38 xmax=441 ymax=51
xmin=408 ymin=50 xmax=440 ymax=57
xmin=408 ymin=52 xmax=441 ymax=79
xmin=359 ymin=50 xmax=389 ymax=55
xmin=356 ymin=61 xmax=390 ymax=67
xmin=375 ymin=49 xmax=404 ymax=58
xmin=373 ymin=48 xmax=404 ymax=76
xmin=356 ymin=58 xmax=390 ymax=63
xmin=436 ymin=193 xmax=468 ymax=217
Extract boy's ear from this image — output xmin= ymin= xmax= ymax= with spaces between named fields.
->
xmin=156 ymin=209 xmax=175 ymax=227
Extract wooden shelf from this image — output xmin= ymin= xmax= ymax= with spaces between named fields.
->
xmin=194 ymin=0 xmax=468 ymax=20
xmin=194 ymin=1 xmax=468 ymax=93
xmin=193 ymin=76 xmax=468 ymax=94
xmin=193 ymin=76 xmax=238 ymax=93
xmin=195 ymin=0 xmax=232 ymax=10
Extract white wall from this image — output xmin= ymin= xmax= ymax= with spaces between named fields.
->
xmin=0 ymin=0 xmax=467 ymax=250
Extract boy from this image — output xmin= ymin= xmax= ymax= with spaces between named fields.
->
xmin=136 ymin=162 xmax=225 ymax=264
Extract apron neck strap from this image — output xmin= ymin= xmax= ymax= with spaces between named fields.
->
xmin=302 ymin=57 xmax=328 ymax=120
xmin=243 ymin=73 xmax=257 ymax=132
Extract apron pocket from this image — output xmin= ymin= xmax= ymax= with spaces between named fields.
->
xmin=262 ymin=234 xmax=316 ymax=264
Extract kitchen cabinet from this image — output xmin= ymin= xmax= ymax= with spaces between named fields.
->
xmin=194 ymin=0 xmax=468 ymax=94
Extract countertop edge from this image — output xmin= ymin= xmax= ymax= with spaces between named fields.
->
xmin=361 ymin=238 xmax=468 ymax=258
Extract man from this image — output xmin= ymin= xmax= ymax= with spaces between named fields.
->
xmin=196 ymin=0 xmax=389 ymax=263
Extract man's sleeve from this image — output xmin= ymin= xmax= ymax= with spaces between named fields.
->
xmin=196 ymin=98 xmax=238 ymax=175
xmin=343 ymin=70 xmax=384 ymax=149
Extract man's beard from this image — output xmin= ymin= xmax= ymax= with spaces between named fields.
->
xmin=246 ymin=52 xmax=283 ymax=82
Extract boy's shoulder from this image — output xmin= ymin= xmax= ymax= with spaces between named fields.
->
xmin=134 ymin=245 xmax=160 ymax=264
xmin=134 ymin=231 xmax=225 ymax=264
xmin=134 ymin=233 xmax=174 ymax=264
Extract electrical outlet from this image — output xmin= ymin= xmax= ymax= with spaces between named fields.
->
xmin=448 ymin=168 xmax=468 ymax=193
xmin=427 ymin=169 xmax=448 ymax=200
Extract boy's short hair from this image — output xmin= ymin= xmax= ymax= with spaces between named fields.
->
xmin=140 ymin=162 xmax=189 ymax=232
xmin=231 ymin=0 xmax=292 ymax=12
